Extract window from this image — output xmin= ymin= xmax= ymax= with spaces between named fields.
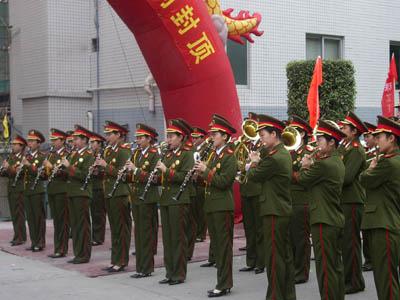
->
xmin=227 ymin=39 xmax=248 ymax=85
xmin=390 ymin=41 xmax=400 ymax=90
xmin=306 ymin=34 xmax=343 ymax=60
xmin=91 ymin=38 xmax=99 ymax=52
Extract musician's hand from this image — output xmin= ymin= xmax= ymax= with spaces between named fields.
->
xmin=2 ymin=160 xmax=9 ymax=169
xmin=43 ymin=160 xmax=52 ymax=169
xmin=249 ymin=151 xmax=261 ymax=163
xmin=301 ymin=154 xmax=312 ymax=169
xmin=125 ymin=161 xmax=136 ymax=172
xmin=61 ymin=158 xmax=70 ymax=168
xmin=21 ymin=157 xmax=31 ymax=167
xmin=369 ymin=158 xmax=378 ymax=170
xmin=194 ymin=161 xmax=207 ymax=173
xmin=156 ymin=161 xmax=167 ymax=173
xmin=95 ymin=158 xmax=107 ymax=167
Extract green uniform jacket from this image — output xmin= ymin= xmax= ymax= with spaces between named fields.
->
xmin=297 ymin=150 xmax=345 ymax=227
xmin=202 ymin=146 xmax=237 ymax=213
xmin=2 ymin=152 xmax=25 ymax=193
xmin=159 ymin=146 xmax=194 ymax=206
xmin=246 ymin=143 xmax=292 ymax=217
xmin=24 ymin=151 xmax=45 ymax=196
xmin=91 ymin=149 xmax=105 ymax=191
xmin=338 ymin=139 xmax=366 ymax=204
xmin=360 ymin=150 xmax=400 ymax=231
xmin=103 ymin=143 xmax=132 ymax=198
xmin=46 ymin=148 xmax=69 ymax=195
xmin=240 ymin=140 xmax=262 ymax=198
xmin=129 ymin=146 xmax=160 ymax=205
xmin=66 ymin=147 xmax=95 ymax=198
xmin=290 ymin=144 xmax=313 ymax=205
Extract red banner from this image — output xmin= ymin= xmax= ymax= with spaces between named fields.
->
xmin=381 ymin=54 xmax=398 ymax=117
xmin=307 ymin=56 xmax=323 ymax=129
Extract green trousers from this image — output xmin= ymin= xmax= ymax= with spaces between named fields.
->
xmin=25 ymin=193 xmax=46 ymax=249
xmin=7 ymin=190 xmax=27 ymax=243
xmin=263 ymin=215 xmax=296 ymax=300
xmin=289 ymin=204 xmax=311 ymax=282
xmin=341 ymin=204 xmax=365 ymax=292
xmin=207 ymin=211 xmax=233 ymax=291
xmin=132 ymin=203 xmax=158 ymax=274
xmin=91 ymin=188 xmax=106 ymax=244
xmin=69 ymin=196 xmax=91 ymax=262
xmin=48 ymin=193 xmax=69 ymax=255
xmin=106 ymin=195 xmax=132 ymax=267
xmin=242 ymin=196 xmax=264 ymax=269
xmin=367 ymin=228 xmax=400 ymax=300
xmin=186 ymin=197 xmax=197 ymax=259
xmin=362 ymin=230 xmax=371 ymax=266
xmin=311 ymin=223 xmax=344 ymax=300
xmin=194 ymin=186 xmax=207 ymax=240
xmin=160 ymin=204 xmax=189 ymax=281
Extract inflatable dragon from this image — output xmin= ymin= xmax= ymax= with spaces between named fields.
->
xmin=204 ymin=0 xmax=263 ymax=44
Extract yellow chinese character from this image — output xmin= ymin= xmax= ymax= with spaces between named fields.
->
xmin=160 ymin=0 xmax=174 ymax=9
xmin=170 ymin=5 xmax=200 ymax=35
xmin=187 ymin=32 xmax=215 ymax=64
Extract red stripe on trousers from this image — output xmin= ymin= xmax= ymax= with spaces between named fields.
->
xmin=386 ymin=229 xmax=393 ymax=300
xmin=351 ymin=204 xmax=357 ymax=287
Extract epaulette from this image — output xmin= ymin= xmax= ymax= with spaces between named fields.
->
xmin=149 ymin=147 xmax=157 ymax=153
xmin=183 ymin=145 xmax=192 ymax=151
xmin=120 ymin=143 xmax=131 ymax=149
xmin=352 ymin=141 xmax=359 ymax=148
xmin=86 ymin=149 xmax=93 ymax=155
xmin=225 ymin=147 xmax=234 ymax=155
xmin=384 ymin=153 xmax=399 ymax=159
xmin=306 ymin=145 xmax=314 ymax=152
xmin=269 ymin=149 xmax=278 ymax=156
xmin=185 ymin=141 xmax=193 ymax=148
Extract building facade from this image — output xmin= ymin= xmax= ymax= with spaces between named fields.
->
xmin=8 ymin=0 xmax=400 ymax=139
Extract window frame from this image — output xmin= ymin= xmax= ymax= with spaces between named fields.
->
xmin=226 ymin=39 xmax=250 ymax=87
xmin=306 ymin=33 xmax=344 ymax=60
xmin=389 ymin=41 xmax=400 ymax=90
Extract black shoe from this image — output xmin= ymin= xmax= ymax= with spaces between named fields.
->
xmin=200 ymin=262 xmax=215 ymax=267
xmin=11 ymin=241 xmax=25 ymax=246
xmin=92 ymin=241 xmax=103 ymax=246
xmin=254 ymin=268 xmax=265 ymax=274
xmin=169 ymin=280 xmax=184 ymax=285
xmin=208 ymin=289 xmax=231 ymax=297
xmin=102 ymin=265 xmax=114 ymax=271
xmin=239 ymin=266 xmax=254 ymax=272
xmin=295 ymin=279 xmax=307 ymax=284
xmin=238 ymin=246 xmax=246 ymax=251
xmin=108 ymin=265 xmax=125 ymax=272
xmin=130 ymin=273 xmax=152 ymax=279
xmin=48 ymin=253 xmax=66 ymax=258
xmin=131 ymin=251 xmax=136 ymax=256
xmin=195 ymin=238 xmax=205 ymax=243
xmin=67 ymin=259 xmax=76 ymax=264
xmin=159 ymin=278 xmax=171 ymax=284
xmin=32 ymin=247 xmax=43 ymax=252
xmin=345 ymin=288 xmax=365 ymax=295
xmin=188 ymin=257 xmax=192 ymax=261
xmin=72 ymin=259 xmax=89 ymax=264
xmin=362 ymin=263 xmax=372 ymax=272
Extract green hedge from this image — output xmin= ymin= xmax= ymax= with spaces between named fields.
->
xmin=287 ymin=60 xmax=356 ymax=122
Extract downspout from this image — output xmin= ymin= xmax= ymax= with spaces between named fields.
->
xmin=95 ymin=0 xmax=100 ymax=132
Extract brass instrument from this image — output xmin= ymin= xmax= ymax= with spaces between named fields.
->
xmin=282 ymin=126 xmax=302 ymax=151
xmin=234 ymin=119 xmax=259 ymax=184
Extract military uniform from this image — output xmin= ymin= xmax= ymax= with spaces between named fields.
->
xmin=129 ymin=124 xmax=160 ymax=277
xmin=247 ymin=115 xmax=295 ymax=300
xmin=1 ymin=135 xmax=27 ymax=245
xmin=103 ymin=121 xmax=132 ymax=270
xmin=360 ymin=116 xmax=400 ymax=300
xmin=24 ymin=130 xmax=47 ymax=251
xmin=201 ymin=114 xmax=237 ymax=297
xmin=47 ymin=129 xmax=70 ymax=257
xmin=296 ymin=120 xmax=346 ymax=300
xmin=338 ymin=112 xmax=367 ymax=293
xmin=65 ymin=126 xmax=94 ymax=263
xmin=89 ymin=132 xmax=107 ymax=245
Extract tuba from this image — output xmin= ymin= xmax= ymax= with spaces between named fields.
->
xmin=282 ymin=126 xmax=302 ymax=151
xmin=234 ymin=119 xmax=259 ymax=184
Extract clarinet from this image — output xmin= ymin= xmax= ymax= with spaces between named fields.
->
xmin=47 ymin=150 xmax=70 ymax=185
xmin=139 ymin=142 xmax=169 ymax=201
xmin=12 ymin=150 xmax=30 ymax=187
xmin=172 ymin=139 xmax=213 ymax=202
xmin=80 ymin=147 xmax=105 ymax=191
xmin=107 ymin=145 xmax=139 ymax=198
xmin=31 ymin=147 xmax=54 ymax=190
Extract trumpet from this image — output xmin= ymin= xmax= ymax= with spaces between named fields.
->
xmin=139 ymin=142 xmax=169 ymax=201
xmin=31 ymin=147 xmax=54 ymax=190
xmin=108 ymin=145 xmax=139 ymax=198
xmin=172 ymin=138 xmax=213 ymax=202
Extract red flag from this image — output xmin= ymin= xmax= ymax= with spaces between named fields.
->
xmin=307 ymin=56 xmax=323 ymax=129
xmin=381 ymin=54 xmax=398 ymax=117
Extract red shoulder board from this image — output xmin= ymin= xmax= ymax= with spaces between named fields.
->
xmin=120 ymin=143 xmax=131 ymax=149
xmin=269 ymin=149 xmax=278 ymax=156
xmin=149 ymin=147 xmax=157 ymax=153
xmin=352 ymin=141 xmax=359 ymax=148
xmin=306 ymin=145 xmax=314 ymax=152
xmin=185 ymin=141 xmax=193 ymax=148
xmin=183 ymin=145 xmax=192 ymax=151
xmin=225 ymin=148 xmax=234 ymax=155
